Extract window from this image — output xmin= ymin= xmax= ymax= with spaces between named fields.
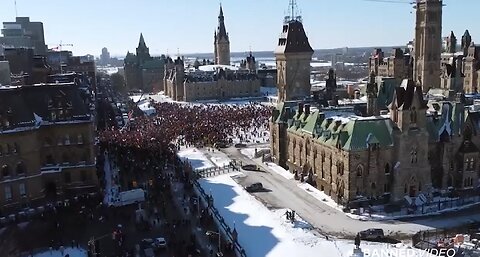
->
xmin=46 ymin=155 xmax=55 ymax=165
xmin=337 ymin=162 xmax=344 ymax=176
xmin=62 ymin=153 xmax=70 ymax=164
xmin=16 ymin=162 xmax=25 ymax=175
xmin=4 ymin=186 xmax=12 ymax=201
xmin=2 ymin=165 xmax=10 ymax=177
xmin=19 ymin=183 xmax=26 ymax=197
xmin=64 ymin=135 xmax=70 ymax=145
xmin=357 ymin=165 xmax=363 ymax=177
xmin=44 ymin=137 xmax=52 ymax=147
xmin=0 ymin=145 xmax=2 ymax=156
xmin=77 ymin=134 xmax=84 ymax=145
xmin=385 ymin=163 xmax=390 ymax=174
xmin=64 ymin=172 xmax=71 ymax=184
xmin=410 ymin=107 xmax=417 ymax=123
xmin=13 ymin=143 xmax=19 ymax=154
xmin=418 ymin=182 xmax=422 ymax=192
xmin=404 ymin=184 xmax=407 ymax=194
xmin=81 ymin=170 xmax=87 ymax=182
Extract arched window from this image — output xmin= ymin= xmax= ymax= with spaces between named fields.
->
xmin=77 ymin=134 xmax=84 ymax=145
xmin=337 ymin=162 xmax=344 ymax=176
xmin=13 ymin=143 xmax=19 ymax=154
xmin=64 ymin=135 xmax=70 ymax=145
xmin=385 ymin=163 xmax=390 ymax=174
xmin=0 ymin=145 xmax=3 ymax=156
xmin=2 ymin=165 xmax=10 ymax=177
xmin=356 ymin=165 xmax=363 ymax=177
xmin=16 ymin=162 xmax=26 ymax=175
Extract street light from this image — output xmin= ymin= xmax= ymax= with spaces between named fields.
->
xmin=205 ymin=230 xmax=223 ymax=256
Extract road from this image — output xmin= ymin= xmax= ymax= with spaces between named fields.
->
xmin=219 ymin=145 xmax=480 ymax=239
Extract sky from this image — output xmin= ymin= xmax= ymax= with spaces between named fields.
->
xmin=0 ymin=0 xmax=478 ymax=57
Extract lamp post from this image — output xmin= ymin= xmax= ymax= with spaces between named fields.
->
xmin=206 ymin=230 xmax=223 ymax=257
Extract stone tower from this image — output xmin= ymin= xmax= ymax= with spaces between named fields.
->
xmin=446 ymin=31 xmax=456 ymax=54
xmin=136 ymin=33 xmax=150 ymax=65
xmin=214 ymin=5 xmax=230 ymax=65
xmin=366 ymin=71 xmax=379 ymax=116
xmin=461 ymin=30 xmax=472 ymax=55
xmin=174 ymin=57 xmax=185 ymax=101
xmin=413 ymin=0 xmax=443 ymax=92
xmin=275 ymin=1 xmax=314 ymax=102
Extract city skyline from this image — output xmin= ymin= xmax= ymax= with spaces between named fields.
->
xmin=0 ymin=0 xmax=478 ymax=57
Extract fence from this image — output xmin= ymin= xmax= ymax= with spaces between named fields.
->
xmin=356 ymin=194 xmax=480 ymax=219
xmin=196 ymin=164 xmax=240 ymax=178
xmin=412 ymin=222 xmax=480 ymax=249
xmin=189 ymin=165 xmax=248 ymax=257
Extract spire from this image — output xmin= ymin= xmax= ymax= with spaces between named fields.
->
xmin=462 ymin=29 xmax=472 ymax=52
xmin=446 ymin=31 xmax=457 ymax=53
xmin=216 ymin=4 xmax=228 ymax=41
xmin=285 ymin=0 xmax=302 ymax=23
xmin=138 ymin=33 xmax=147 ymax=48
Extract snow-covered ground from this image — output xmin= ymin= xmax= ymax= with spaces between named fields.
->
xmin=103 ymin=153 xmax=120 ymax=205
xmin=32 ymin=247 xmax=87 ymax=257
xmin=198 ymin=173 xmax=433 ymax=257
xmin=177 ymin=147 xmax=215 ymax=171
xmin=204 ymin=148 xmax=232 ymax=167
xmin=240 ymin=147 xmax=270 ymax=160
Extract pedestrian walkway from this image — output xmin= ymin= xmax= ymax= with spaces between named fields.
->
xmin=170 ymin=179 xmax=220 ymax=257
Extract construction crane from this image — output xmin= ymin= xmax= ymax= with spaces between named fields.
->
xmin=48 ymin=41 xmax=74 ymax=51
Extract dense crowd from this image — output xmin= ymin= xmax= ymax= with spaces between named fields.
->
xmin=99 ymin=101 xmax=272 ymax=153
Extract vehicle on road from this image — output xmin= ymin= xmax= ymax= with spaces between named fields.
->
xmin=141 ymin=237 xmax=167 ymax=249
xmin=245 ymin=182 xmax=264 ymax=192
xmin=359 ymin=229 xmax=385 ymax=240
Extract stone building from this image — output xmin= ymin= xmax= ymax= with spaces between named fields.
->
xmin=275 ymin=16 xmax=314 ymax=102
xmin=214 ymin=5 xmax=230 ymax=66
xmin=413 ymin=0 xmax=443 ymax=92
xmin=164 ymin=57 xmax=261 ymax=102
xmin=123 ymin=34 xmax=166 ymax=92
xmin=439 ymin=30 xmax=480 ymax=95
xmin=270 ymin=1 xmax=479 ymax=206
xmin=0 ymin=74 xmax=97 ymax=213
xmin=368 ymin=48 xmax=412 ymax=80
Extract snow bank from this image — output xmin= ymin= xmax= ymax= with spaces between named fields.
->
xmin=265 ymin=162 xmax=294 ymax=180
xmin=199 ymin=173 xmax=431 ymax=257
xmin=206 ymin=148 xmax=232 ymax=167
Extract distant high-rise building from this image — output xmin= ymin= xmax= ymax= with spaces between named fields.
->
xmin=0 ymin=17 xmax=47 ymax=55
xmin=413 ymin=0 xmax=443 ymax=92
xmin=100 ymin=47 xmax=110 ymax=66
xmin=214 ymin=5 xmax=230 ymax=65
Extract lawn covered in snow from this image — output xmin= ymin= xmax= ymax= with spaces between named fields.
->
xmin=198 ymin=173 xmax=433 ymax=257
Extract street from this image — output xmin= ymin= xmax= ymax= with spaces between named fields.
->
xmin=220 ymin=145 xmax=480 ymax=239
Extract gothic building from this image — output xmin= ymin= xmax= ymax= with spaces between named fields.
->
xmin=164 ymin=56 xmax=261 ymax=102
xmin=368 ymin=48 xmax=412 ymax=81
xmin=124 ymin=34 xmax=166 ymax=92
xmin=440 ymin=30 xmax=480 ymax=95
xmin=413 ymin=0 xmax=443 ymax=92
xmin=214 ymin=5 xmax=230 ymax=66
xmin=275 ymin=15 xmax=314 ymax=102
xmin=270 ymin=1 xmax=479 ymax=206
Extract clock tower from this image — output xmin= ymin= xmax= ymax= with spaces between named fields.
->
xmin=275 ymin=0 xmax=314 ymax=102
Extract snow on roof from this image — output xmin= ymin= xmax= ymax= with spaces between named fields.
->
xmin=33 ymin=247 xmax=87 ymax=257
xmin=198 ymin=64 xmax=239 ymax=72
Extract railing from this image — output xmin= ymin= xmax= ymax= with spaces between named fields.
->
xmin=187 ymin=162 xmax=247 ymax=257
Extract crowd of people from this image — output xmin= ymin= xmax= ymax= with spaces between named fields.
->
xmin=99 ymin=101 xmax=272 ymax=154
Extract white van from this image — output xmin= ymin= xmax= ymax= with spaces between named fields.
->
xmin=113 ymin=189 xmax=145 ymax=207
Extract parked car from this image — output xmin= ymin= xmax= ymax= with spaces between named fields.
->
xmin=245 ymin=182 xmax=264 ymax=192
xmin=141 ymin=237 xmax=167 ymax=249
xmin=359 ymin=229 xmax=385 ymax=240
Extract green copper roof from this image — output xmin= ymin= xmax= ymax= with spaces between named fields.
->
xmin=341 ymin=118 xmax=394 ymax=151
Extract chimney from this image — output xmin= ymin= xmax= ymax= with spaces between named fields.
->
xmin=298 ymin=102 xmax=304 ymax=115
xmin=304 ymin=104 xmax=311 ymax=116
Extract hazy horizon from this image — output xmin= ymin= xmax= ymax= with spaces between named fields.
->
xmin=0 ymin=0 xmax=476 ymax=57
